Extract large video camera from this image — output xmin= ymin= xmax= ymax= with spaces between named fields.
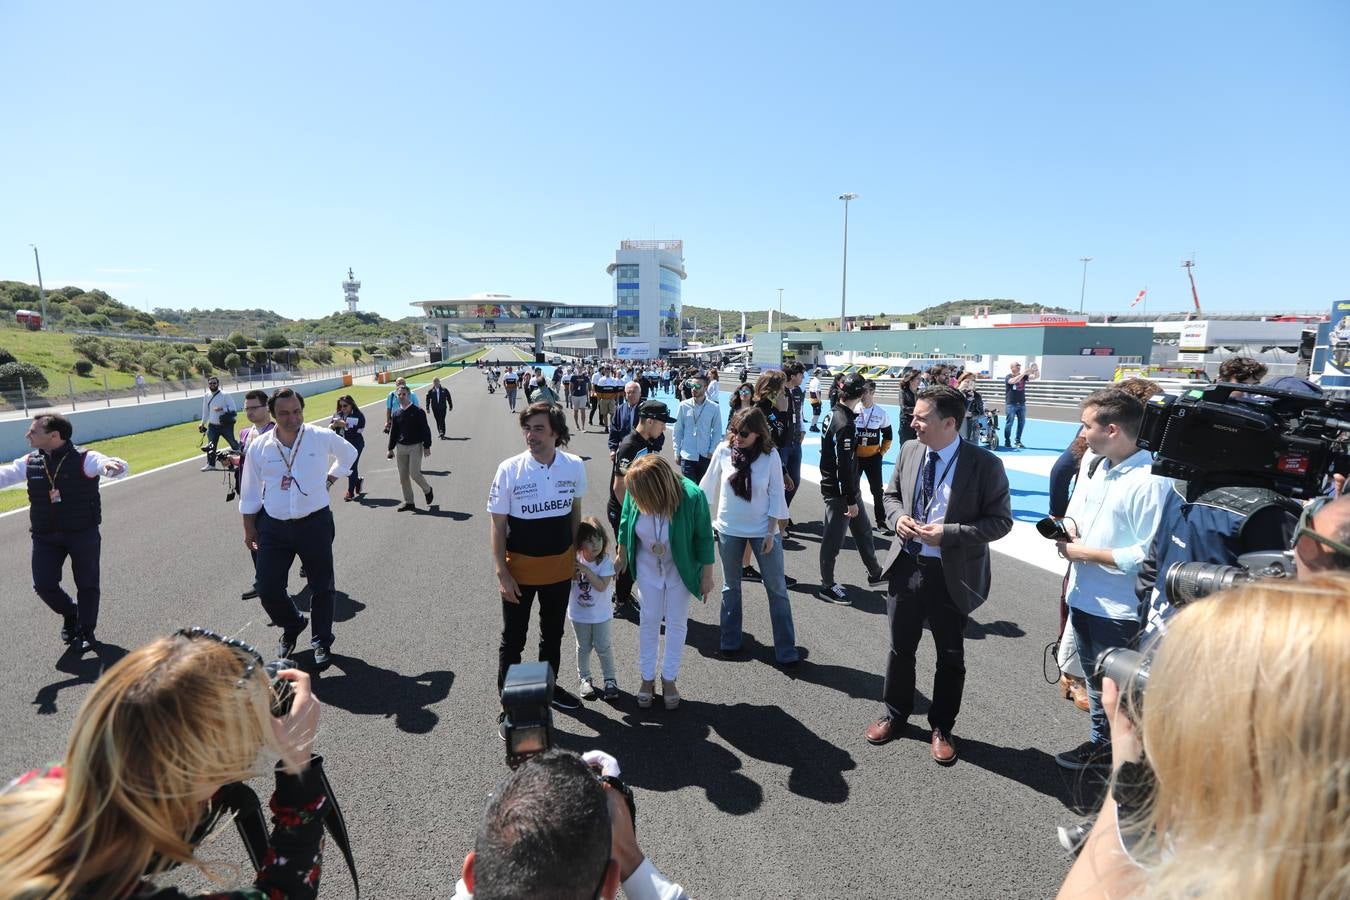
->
xmin=1137 ymin=382 xmax=1350 ymax=499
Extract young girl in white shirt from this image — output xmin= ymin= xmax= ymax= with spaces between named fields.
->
xmin=570 ymin=516 xmax=618 ymax=701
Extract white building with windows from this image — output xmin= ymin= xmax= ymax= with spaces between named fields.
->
xmin=605 ymin=239 xmax=686 ymax=358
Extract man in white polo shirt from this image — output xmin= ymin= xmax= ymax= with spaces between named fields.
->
xmin=240 ymin=387 xmax=357 ymax=669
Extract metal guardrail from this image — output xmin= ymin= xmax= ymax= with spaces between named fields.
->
xmin=716 ymin=375 xmax=1116 ymax=409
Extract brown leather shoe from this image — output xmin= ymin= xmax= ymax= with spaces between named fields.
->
xmin=866 ymin=716 xmax=898 ymax=745
xmin=930 ymin=728 xmax=957 ymax=765
xmin=1066 ymin=676 xmax=1091 ymax=712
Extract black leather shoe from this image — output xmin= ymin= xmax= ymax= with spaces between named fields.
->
xmin=73 ymin=630 xmax=98 ymax=654
xmin=60 ymin=616 xmax=77 ymax=645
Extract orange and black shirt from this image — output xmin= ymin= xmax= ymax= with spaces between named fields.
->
xmin=487 ymin=450 xmax=588 ymax=585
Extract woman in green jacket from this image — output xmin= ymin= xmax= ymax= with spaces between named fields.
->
xmin=615 ymin=454 xmax=716 ymax=710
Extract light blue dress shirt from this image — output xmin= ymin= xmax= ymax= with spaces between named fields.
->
xmin=914 ymin=435 xmax=960 ymax=559
xmin=674 ymin=397 xmax=721 ymax=461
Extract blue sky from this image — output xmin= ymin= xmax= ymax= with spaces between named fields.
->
xmin=2 ymin=1 xmax=1346 ymax=322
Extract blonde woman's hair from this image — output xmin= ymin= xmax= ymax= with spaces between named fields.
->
xmin=1122 ymin=574 xmax=1350 ymax=899
xmin=0 ymin=633 xmax=279 ymax=899
xmin=623 ymin=454 xmax=683 ymax=518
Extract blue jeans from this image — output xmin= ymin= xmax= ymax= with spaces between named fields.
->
xmin=717 ymin=532 xmax=798 ymax=663
xmin=679 ymin=456 xmax=710 ymax=483
xmin=205 ymin=421 xmax=240 ymax=466
xmin=1004 ymin=403 xmax=1026 ymax=444
xmin=1069 ymin=608 xmax=1140 ymax=745
xmin=779 ymin=441 xmax=803 ymax=507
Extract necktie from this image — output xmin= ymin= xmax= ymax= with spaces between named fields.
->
xmin=907 ymin=450 xmax=939 ymax=555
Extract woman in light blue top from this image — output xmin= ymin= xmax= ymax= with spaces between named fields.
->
xmin=699 ymin=407 xmax=799 ymax=665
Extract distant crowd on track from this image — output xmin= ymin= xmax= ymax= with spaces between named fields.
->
xmin=0 ymin=351 xmax=1347 ymax=899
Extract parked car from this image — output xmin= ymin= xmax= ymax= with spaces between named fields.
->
xmin=549 ymin=355 xmax=563 ymax=365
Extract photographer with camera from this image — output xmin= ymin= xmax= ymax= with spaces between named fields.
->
xmin=452 ymin=749 xmax=688 ymax=900
xmin=199 ymin=376 xmax=240 ymax=471
xmin=1053 ymin=389 xmax=1171 ymax=772
xmin=1057 ymin=576 xmax=1350 ymax=900
xmin=0 ymin=628 xmax=326 ymax=899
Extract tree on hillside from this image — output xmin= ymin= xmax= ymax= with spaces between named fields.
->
xmin=206 ymin=340 xmax=235 ymax=367
xmin=350 ymin=347 xmax=363 ymax=363
xmin=260 ymin=330 xmax=289 ymax=349
xmin=227 ymin=331 xmax=250 ymax=349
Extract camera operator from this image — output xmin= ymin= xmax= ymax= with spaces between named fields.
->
xmin=1057 ymin=576 xmax=1350 ymax=900
xmin=0 ymin=629 xmax=325 ymax=899
xmin=1053 ymin=390 xmax=1172 ymax=772
xmin=1135 ymin=377 xmax=1315 ymax=639
xmin=452 ymin=749 xmax=688 ymax=900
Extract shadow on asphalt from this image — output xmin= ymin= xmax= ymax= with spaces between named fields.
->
xmin=964 ymin=618 xmax=1027 ymax=640
xmin=415 ymin=507 xmax=472 ymax=520
xmin=953 ymin=734 xmax=1081 ymax=809
xmin=312 ymin=655 xmax=454 ymax=735
xmin=32 ymin=642 xmax=130 ymax=715
xmin=292 ymin=590 xmax=367 ymax=624
xmin=556 ymin=698 xmax=856 ymax=812
xmin=357 ymin=497 xmax=403 ymax=508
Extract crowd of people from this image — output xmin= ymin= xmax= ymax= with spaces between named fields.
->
xmin=1 ymin=350 xmax=1346 ymax=898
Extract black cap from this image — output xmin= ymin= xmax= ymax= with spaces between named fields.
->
xmin=638 ymin=400 xmax=676 ymax=423
xmin=840 ymin=373 xmax=868 ymax=401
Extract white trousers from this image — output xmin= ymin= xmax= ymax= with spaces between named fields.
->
xmin=636 ymin=576 xmax=692 ymax=682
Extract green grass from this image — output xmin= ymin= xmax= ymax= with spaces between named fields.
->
xmin=0 ymin=358 xmax=487 ymax=515
xmin=0 ymin=325 xmax=367 ymax=400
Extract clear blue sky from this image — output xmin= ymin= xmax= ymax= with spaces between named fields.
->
xmin=3 ymin=1 xmax=1346 ymax=322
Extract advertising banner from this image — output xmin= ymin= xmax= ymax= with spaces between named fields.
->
xmin=1178 ymin=321 xmax=1209 ymax=352
xmin=615 ymin=341 xmax=653 ymax=359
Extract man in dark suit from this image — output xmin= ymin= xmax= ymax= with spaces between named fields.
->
xmin=425 ymin=377 xmax=454 ymax=439
xmin=607 ymin=381 xmax=643 ymax=458
xmin=865 ymin=385 xmax=1012 ymax=765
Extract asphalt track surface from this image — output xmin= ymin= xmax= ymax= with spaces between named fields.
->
xmin=0 ymin=348 xmax=1103 ymax=899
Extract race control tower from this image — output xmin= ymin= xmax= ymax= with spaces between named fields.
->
xmin=343 ymin=268 xmax=361 ymax=313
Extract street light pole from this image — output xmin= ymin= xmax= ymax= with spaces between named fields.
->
xmin=1078 ymin=256 xmax=1092 ymax=315
xmin=777 ymin=287 xmax=785 ymax=364
xmin=838 ymin=193 xmax=859 ymax=333
xmin=30 ymin=244 xmax=48 ymax=330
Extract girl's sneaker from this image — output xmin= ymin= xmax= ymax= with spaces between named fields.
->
xmin=579 ymin=677 xmax=598 ymax=701
xmin=603 ymin=679 xmax=619 ymax=700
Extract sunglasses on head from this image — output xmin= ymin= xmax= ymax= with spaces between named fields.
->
xmin=175 ymin=627 xmax=296 ymax=716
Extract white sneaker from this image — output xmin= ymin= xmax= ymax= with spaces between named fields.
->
xmin=200 ymin=463 xmax=217 ymax=471
xmin=579 ymin=677 xmax=598 ymax=700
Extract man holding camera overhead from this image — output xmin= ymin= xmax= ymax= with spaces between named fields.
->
xmin=1051 ymin=389 xmax=1171 ymax=772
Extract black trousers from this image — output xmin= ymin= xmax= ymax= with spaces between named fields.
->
xmin=32 ymin=527 xmax=101 ymax=632
xmin=819 ymin=496 xmax=880 ymax=586
xmin=497 ymin=578 xmax=570 ymax=690
xmin=857 ymin=453 xmax=886 ymax=523
xmin=882 ymin=553 xmax=969 ymax=734
xmin=431 ymin=408 xmax=447 ymax=437
xmin=254 ymin=507 xmax=337 ymax=649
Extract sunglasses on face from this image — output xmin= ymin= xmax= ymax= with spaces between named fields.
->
xmin=734 ymin=429 xmax=754 ymax=439
xmin=1295 ymin=495 xmax=1350 ymax=558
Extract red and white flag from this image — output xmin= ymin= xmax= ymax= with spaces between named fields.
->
xmin=1130 ymin=289 xmax=1147 ymax=308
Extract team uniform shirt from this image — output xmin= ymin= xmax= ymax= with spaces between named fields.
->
xmin=488 ymin=450 xmax=588 ymax=586
xmin=238 ymin=423 xmax=357 ymax=520
xmin=854 ymin=403 xmax=893 ymax=458
xmin=568 ymin=554 xmax=616 ymax=624
xmin=609 ymin=432 xmax=662 ymax=522
xmin=569 ymin=373 xmax=591 ymax=399
xmin=806 ymin=376 xmax=822 ymax=407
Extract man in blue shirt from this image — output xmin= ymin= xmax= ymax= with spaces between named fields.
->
xmin=672 ymin=373 xmax=721 ymax=483
xmin=1052 ymin=389 xmax=1170 ymax=772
